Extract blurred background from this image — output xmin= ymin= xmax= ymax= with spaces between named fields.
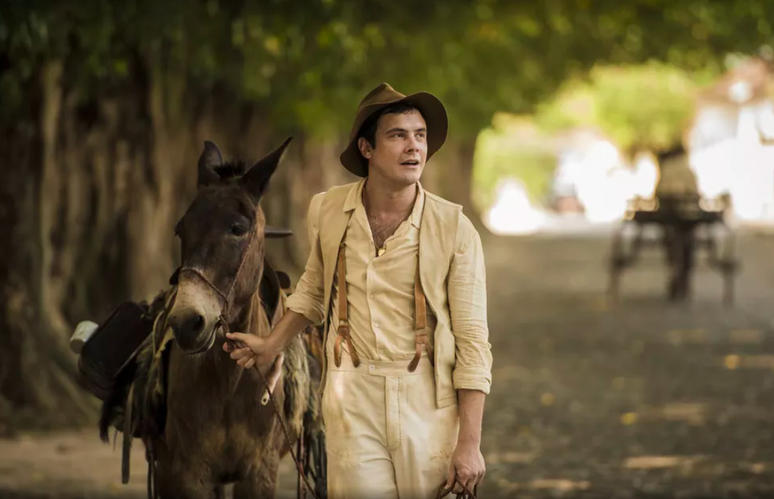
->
xmin=2 ymin=1 xmax=774 ymax=498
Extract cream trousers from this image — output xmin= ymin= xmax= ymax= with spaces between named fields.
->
xmin=322 ymin=353 xmax=459 ymax=499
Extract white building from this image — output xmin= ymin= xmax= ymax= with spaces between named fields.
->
xmin=687 ymin=57 xmax=774 ymax=223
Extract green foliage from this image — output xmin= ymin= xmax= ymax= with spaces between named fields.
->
xmin=1 ymin=0 xmax=773 ymax=136
xmin=536 ymin=62 xmax=703 ymax=152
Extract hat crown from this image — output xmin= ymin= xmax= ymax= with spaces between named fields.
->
xmin=358 ymin=82 xmax=407 ymax=111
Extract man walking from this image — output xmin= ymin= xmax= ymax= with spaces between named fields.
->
xmin=225 ymin=82 xmax=492 ymax=498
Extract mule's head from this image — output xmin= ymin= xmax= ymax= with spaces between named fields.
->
xmin=167 ymin=138 xmax=291 ymax=354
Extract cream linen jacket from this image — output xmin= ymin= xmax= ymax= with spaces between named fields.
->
xmin=286 ymin=181 xmax=492 ymax=408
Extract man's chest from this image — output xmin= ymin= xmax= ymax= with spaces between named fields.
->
xmin=367 ymin=214 xmax=407 ymax=251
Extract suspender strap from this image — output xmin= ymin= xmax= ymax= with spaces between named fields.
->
xmin=334 ymin=242 xmax=360 ymax=367
xmin=408 ymin=262 xmax=434 ymax=372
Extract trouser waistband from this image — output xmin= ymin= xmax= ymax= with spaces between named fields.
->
xmin=328 ymin=351 xmax=433 ymax=376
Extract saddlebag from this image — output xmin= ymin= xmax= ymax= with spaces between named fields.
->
xmin=76 ymin=300 xmax=157 ymax=401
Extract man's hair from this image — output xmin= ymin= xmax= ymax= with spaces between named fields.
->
xmin=358 ymin=102 xmax=424 ymax=149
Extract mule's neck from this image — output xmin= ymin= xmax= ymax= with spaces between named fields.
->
xmin=229 ymin=289 xmax=268 ymax=339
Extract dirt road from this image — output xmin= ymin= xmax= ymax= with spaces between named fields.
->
xmin=4 ymin=228 xmax=774 ymax=498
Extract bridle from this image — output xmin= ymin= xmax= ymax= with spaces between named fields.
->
xmin=177 ymin=224 xmax=259 ymax=350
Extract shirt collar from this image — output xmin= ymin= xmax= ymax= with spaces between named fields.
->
xmin=409 ymin=182 xmax=425 ymax=229
xmin=343 ymin=178 xmax=366 ymax=212
xmin=345 ymin=178 xmax=425 ymax=229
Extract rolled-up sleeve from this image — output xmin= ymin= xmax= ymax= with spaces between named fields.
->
xmin=448 ymin=214 xmax=493 ymax=394
xmin=285 ymin=193 xmax=326 ymax=326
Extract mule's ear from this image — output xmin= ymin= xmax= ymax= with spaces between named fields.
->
xmin=242 ymin=137 xmax=292 ymax=199
xmin=198 ymin=140 xmax=222 ymax=188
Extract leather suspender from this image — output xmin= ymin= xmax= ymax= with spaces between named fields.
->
xmin=332 ymin=239 xmax=433 ymax=371
xmin=333 ymin=242 xmax=361 ymax=367
xmin=408 ymin=263 xmax=433 ymax=372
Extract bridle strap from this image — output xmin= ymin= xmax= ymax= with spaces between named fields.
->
xmin=177 ymin=227 xmax=258 ymax=326
xmin=178 ymin=267 xmax=229 ymax=305
xmin=176 ymin=230 xmax=257 ymax=400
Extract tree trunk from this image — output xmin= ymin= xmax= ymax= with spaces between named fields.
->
xmin=425 ymin=136 xmax=488 ymax=234
xmin=0 ymin=53 xmax=348 ymax=431
xmin=259 ymin=135 xmax=356 ymax=278
xmin=0 ymin=61 xmax=97 ymax=433
xmin=0 ymin=52 xmax=199 ymax=431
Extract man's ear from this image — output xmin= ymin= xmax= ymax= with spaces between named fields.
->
xmin=357 ymin=137 xmax=372 ymax=159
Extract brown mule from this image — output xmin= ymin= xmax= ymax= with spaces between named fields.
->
xmin=144 ymin=138 xmax=315 ymax=499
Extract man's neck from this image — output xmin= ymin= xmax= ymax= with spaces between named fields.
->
xmin=363 ymin=176 xmax=417 ymax=218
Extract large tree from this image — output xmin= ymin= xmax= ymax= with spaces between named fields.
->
xmin=1 ymin=0 xmax=771 ymax=430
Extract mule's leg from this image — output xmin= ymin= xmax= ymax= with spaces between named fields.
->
xmin=233 ymin=454 xmax=280 ymax=499
xmin=155 ymin=458 xmax=218 ymax=499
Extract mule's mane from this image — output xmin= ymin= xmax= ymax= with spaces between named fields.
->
xmin=213 ymin=161 xmax=248 ymax=180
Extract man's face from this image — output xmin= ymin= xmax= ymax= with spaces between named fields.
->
xmin=358 ymin=110 xmax=428 ymax=185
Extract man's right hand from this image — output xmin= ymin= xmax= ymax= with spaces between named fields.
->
xmin=223 ymin=332 xmax=280 ymax=370
xmin=222 ymin=310 xmax=314 ymax=370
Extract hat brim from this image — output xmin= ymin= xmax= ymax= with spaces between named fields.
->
xmin=339 ymin=92 xmax=448 ymax=177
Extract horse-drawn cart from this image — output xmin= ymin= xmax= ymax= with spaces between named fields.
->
xmin=608 ymin=194 xmax=739 ymax=304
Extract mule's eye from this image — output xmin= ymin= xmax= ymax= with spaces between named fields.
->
xmin=230 ymin=223 xmax=249 ymax=236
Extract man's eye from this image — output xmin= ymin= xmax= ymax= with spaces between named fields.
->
xmin=230 ymin=224 xmax=249 ymax=236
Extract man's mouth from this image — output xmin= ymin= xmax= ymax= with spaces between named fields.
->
xmin=401 ymin=159 xmax=420 ymax=166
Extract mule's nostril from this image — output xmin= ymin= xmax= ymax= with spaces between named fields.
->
xmin=183 ymin=314 xmax=205 ymax=335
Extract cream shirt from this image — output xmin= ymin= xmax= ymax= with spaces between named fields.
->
xmin=286 ymin=179 xmax=491 ymax=395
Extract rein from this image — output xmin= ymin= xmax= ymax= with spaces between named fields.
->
xmin=172 ymin=229 xmax=321 ymax=499
xmin=436 ymin=480 xmax=478 ymax=499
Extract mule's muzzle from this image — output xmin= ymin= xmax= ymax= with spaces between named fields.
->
xmin=168 ymin=309 xmax=217 ymax=354
xmin=167 ymin=274 xmax=224 ymax=355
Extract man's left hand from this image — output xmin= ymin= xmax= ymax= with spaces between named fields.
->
xmin=445 ymin=439 xmax=486 ymax=494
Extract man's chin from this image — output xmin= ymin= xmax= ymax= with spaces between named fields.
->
xmin=370 ymin=164 xmax=423 ymax=185
xmin=395 ymin=165 xmax=423 ymax=183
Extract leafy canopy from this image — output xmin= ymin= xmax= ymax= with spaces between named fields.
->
xmin=1 ymin=0 xmax=772 ymax=136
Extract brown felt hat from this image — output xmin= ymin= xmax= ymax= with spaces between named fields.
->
xmin=340 ymin=82 xmax=448 ymax=177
